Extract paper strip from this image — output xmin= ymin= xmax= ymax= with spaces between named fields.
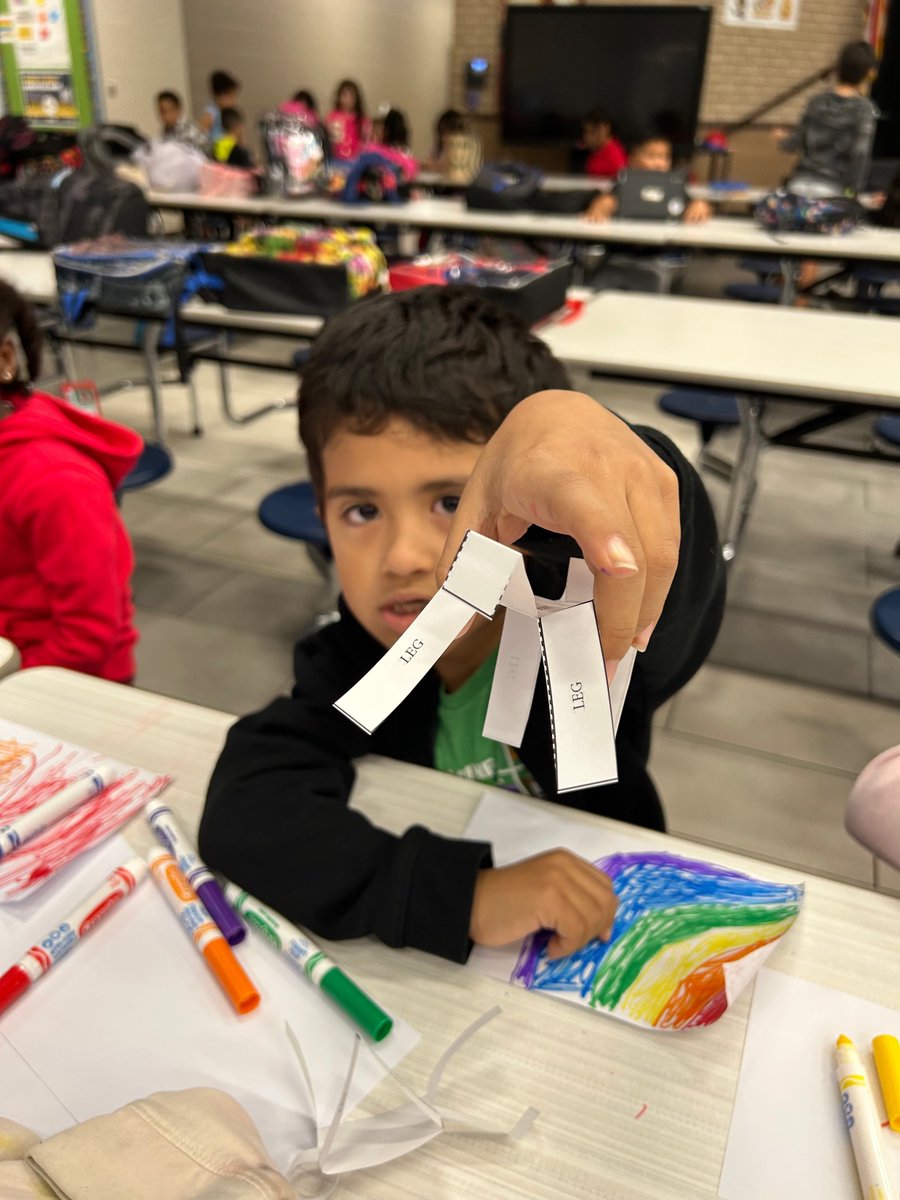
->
xmin=483 ymin=608 xmax=543 ymax=747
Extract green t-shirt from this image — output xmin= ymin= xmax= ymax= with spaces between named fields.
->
xmin=433 ymin=650 xmax=542 ymax=796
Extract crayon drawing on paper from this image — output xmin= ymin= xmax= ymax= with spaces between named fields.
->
xmin=512 ymin=852 xmax=803 ymax=1030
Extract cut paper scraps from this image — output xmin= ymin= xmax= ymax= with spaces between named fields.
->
xmin=512 ymin=852 xmax=803 ymax=1030
xmin=336 ymin=529 xmax=636 ymax=793
xmin=464 ymin=789 xmax=804 ymax=1032
xmin=0 ymin=719 xmax=171 ymax=903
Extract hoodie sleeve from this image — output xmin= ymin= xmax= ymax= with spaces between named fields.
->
xmin=846 ymin=100 xmax=877 ymax=195
xmin=15 ymin=461 xmax=130 ymax=674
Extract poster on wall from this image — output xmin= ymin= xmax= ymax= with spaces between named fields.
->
xmin=723 ymin=0 xmax=801 ymax=29
xmin=0 ymin=0 xmax=92 ymax=128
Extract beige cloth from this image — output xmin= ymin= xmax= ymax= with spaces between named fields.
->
xmin=0 ymin=1089 xmax=298 ymax=1200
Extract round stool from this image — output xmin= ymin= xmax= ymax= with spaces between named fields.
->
xmin=871 ymin=588 xmax=900 ymax=653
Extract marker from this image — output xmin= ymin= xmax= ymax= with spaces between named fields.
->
xmin=226 ymin=884 xmax=393 ymax=1041
xmin=144 ymin=801 xmax=244 ymax=945
xmin=836 ymin=1034 xmax=895 ymax=1200
xmin=0 ymin=857 xmax=146 ymax=1018
xmin=873 ymin=1035 xmax=900 ymax=1133
xmin=0 ymin=761 xmax=119 ymax=859
xmin=148 ymin=848 xmax=259 ymax=1016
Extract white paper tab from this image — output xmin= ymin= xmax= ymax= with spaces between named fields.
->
xmin=443 ymin=530 xmax=522 ymax=617
xmin=483 ymin=608 xmax=543 ymax=748
xmin=539 ymin=602 xmax=618 ymax=792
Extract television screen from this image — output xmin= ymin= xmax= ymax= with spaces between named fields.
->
xmin=502 ymin=5 xmax=711 ymax=151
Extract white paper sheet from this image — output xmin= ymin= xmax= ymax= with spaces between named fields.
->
xmin=719 ymin=969 xmax=900 ymax=1200
xmin=0 ymin=836 xmax=418 ymax=1172
xmin=463 ymin=791 xmax=803 ymax=1032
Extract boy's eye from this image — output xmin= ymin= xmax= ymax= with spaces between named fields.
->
xmin=434 ymin=495 xmax=460 ymax=517
xmin=344 ymin=502 xmax=379 ymax=525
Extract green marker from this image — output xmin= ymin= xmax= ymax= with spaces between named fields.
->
xmin=224 ymin=884 xmax=393 ymax=1042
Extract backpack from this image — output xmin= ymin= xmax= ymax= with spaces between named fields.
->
xmin=133 ymin=139 xmax=207 ymax=193
xmin=334 ymin=147 xmax=417 ymax=204
xmin=0 ymin=116 xmax=35 ymax=181
xmin=754 ymin=190 xmax=862 ymax=235
xmin=0 ymin=165 xmax=149 ymax=248
xmin=260 ymin=108 xmax=329 ymax=196
xmin=466 ymin=162 xmax=544 ymax=212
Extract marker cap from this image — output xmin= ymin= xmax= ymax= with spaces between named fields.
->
xmin=0 ymin=965 xmax=30 ymax=1018
xmin=873 ymin=1035 xmax=900 ymax=1132
xmin=196 ymin=879 xmax=245 ymax=946
xmin=202 ymin=939 xmax=260 ymax=1016
xmin=319 ymin=966 xmax=393 ymax=1042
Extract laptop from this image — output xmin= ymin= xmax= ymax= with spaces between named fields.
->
xmin=616 ymin=169 xmax=688 ymax=220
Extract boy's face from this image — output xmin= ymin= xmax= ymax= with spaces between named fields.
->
xmin=158 ymin=97 xmax=180 ymax=130
xmin=583 ymin=121 xmax=610 ymax=149
xmin=321 ymin=417 xmax=498 ymax=670
xmin=218 ymin=89 xmax=238 ymax=109
xmin=631 ymin=139 xmax=672 ymax=171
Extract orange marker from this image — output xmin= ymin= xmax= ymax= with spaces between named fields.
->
xmin=147 ymin=847 xmax=259 ymax=1015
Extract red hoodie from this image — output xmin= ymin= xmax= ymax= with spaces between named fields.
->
xmin=0 ymin=390 xmax=142 ymax=682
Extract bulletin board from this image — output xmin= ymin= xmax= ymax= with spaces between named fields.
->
xmin=0 ymin=0 xmax=94 ymax=128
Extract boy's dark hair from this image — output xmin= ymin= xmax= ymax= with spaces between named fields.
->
xmin=0 ymin=279 xmax=43 ymax=386
xmin=629 ymin=130 xmax=672 ymax=154
xmin=210 ymin=70 xmax=239 ymax=98
xmin=436 ymin=109 xmax=465 ymax=139
xmin=156 ymin=89 xmax=182 ymax=109
xmin=335 ymin=79 xmax=365 ymax=121
xmin=221 ymin=107 xmax=243 ymax=134
xmin=293 ymin=89 xmax=317 ymax=112
xmin=299 ymin=287 xmax=571 ymax=495
xmin=583 ymin=108 xmax=612 ymax=130
xmin=381 ymin=108 xmax=409 ymax=148
xmin=837 ymin=41 xmax=877 ymax=86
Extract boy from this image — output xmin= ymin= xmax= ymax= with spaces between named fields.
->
xmin=779 ymin=40 xmax=878 ymax=197
xmin=581 ymin=108 xmax=627 ymax=180
xmin=586 ymin=132 xmax=711 ymax=224
xmin=156 ymin=90 xmax=205 ymax=151
xmin=199 ymin=288 xmax=725 ymax=965
xmin=213 ymin=108 xmax=253 ymax=169
xmin=199 ymin=69 xmax=240 ymax=147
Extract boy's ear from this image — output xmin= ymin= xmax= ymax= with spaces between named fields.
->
xmin=0 ymin=336 xmax=18 ymax=381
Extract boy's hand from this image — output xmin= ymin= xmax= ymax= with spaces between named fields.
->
xmin=470 ymin=849 xmax=618 ymax=959
xmin=585 ymin=193 xmax=616 ymax=223
xmin=684 ymin=198 xmax=712 ymax=224
xmin=437 ymin=391 xmax=681 ymax=667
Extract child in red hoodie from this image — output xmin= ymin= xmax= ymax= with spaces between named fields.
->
xmin=0 ymin=280 xmax=143 ymax=682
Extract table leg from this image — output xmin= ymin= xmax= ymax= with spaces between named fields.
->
xmin=720 ymin=395 xmax=765 ymax=563
xmin=140 ymin=322 xmax=166 ymax=444
xmin=779 ymin=257 xmax=797 ymax=305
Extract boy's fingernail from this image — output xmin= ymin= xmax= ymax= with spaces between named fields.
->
xmin=606 ymin=658 xmax=620 ymax=686
xmin=607 ymin=535 xmax=639 ymax=573
xmin=632 ymin=620 xmax=657 ymax=652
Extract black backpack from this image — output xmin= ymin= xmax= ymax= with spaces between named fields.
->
xmin=0 ymin=165 xmax=148 ymax=248
xmin=466 ymin=162 xmax=543 ymax=212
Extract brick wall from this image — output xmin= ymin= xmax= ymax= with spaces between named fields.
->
xmin=452 ymin=0 xmax=866 ymax=126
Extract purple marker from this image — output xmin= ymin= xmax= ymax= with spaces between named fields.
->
xmin=144 ymin=801 xmax=244 ymax=945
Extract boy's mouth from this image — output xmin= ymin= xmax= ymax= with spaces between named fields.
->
xmin=380 ymin=596 xmax=431 ymax=635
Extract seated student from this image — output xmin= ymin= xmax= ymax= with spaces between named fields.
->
xmin=581 ymin=108 xmax=627 ymax=180
xmin=199 ymin=288 xmax=725 ymax=965
xmin=291 ymin=89 xmax=318 ymax=115
xmin=213 ymin=107 xmax=253 ymax=169
xmin=156 ymin=89 xmax=205 ymax=150
xmin=0 ymin=281 xmax=142 ymax=682
xmin=586 ymin=132 xmax=712 ymax=224
xmin=327 ymin=79 xmax=371 ymax=161
xmin=777 ymin=40 xmax=878 ymax=198
xmin=846 ymin=745 xmax=900 ymax=870
xmin=199 ymin=69 xmax=240 ymax=147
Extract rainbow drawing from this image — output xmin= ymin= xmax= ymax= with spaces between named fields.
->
xmin=511 ymin=852 xmax=803 ymax=1031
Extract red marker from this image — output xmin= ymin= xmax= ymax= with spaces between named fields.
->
xmin=0 ymin=857 xmax=146 ymax=1017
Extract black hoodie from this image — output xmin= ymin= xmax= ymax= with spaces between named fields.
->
xmin=199 ymin=426 xmax=726 ymax=964
xmin=782 ymin=90 xmax=878 ymax=195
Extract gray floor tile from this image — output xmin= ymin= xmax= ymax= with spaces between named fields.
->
xmin=667 ymin=663 xmax=899 ymax=774
xmin=650 ymin=730 xmax=874 ymax=885
xmin=867 ymin=475 xmax=900 ymax=515
xmin=739 ymin=520 xmax=868 ymax=581
xmin=875 ymin=860 xmax=900 ymax=896
xmin=192 ymin=515 xmax=324 ymax=582
xmin=758 ymin=454 xmax=868 ymax=510
xmin=726 ymin=558 xmax=874 ymax=633
xmin=866 ymin=544 xmax=900 ymax=586
xmin=870 ymin=640 xmax=900 ymax=703
xmin=182 ymin=570 xmax=326 ymax=640
xmin=709 ymin=608 xmax=870 ymax=693
xmin=133 ymin=610 xmax=292 ymax=712
xmin=121 ymin=493 xmax=242 ymax=553
xmin=131 ymin=549 xmax=235 ymax=616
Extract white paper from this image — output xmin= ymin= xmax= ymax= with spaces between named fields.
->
xmin=464 ymin=791 xmax=803 ymax=1032
xmin=337 ymin=530 xmax=633 ymax=793
xmin=0 ymin=837 xmax=418 ymax=1172
xmin=719 ymin=969 xmax=900 ymax=1200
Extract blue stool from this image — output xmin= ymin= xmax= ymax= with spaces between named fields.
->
xmin=724 ymin=281 xmax=781 ymax=304
xmin=292 ymin=347 xmax=312 ymax=372
xmin=874 ymin=415 xmax=900 ymax=448
xmin=658 ymin=389 xmax=742 ymax=446
xmin=120 ymin=443 xmax=173 ymax=493
xmin=258 ymin=482 xmax=335 ymax=613
xmin=871 ymin=587 xmax=900 ymax=653
xmin=738 ymin=256 xmax=782 ymax=278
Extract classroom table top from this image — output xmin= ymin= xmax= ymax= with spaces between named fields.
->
xmin=0 ymin=638 xmax=19 ymax=680
xmin=180 ymin=298 xmax=324 ymax=337
xmin=540 ymin=292 xmax=900 ymax=408
xmin=0 ymin=249 xmax=57 ymax=305
xmin=417 ymin=169 xmax=769 ymax=205
xmin=1 ymin=666 xmax=896 ymax=1199
xmin=145 ymin=191 xmax=900 ymax=259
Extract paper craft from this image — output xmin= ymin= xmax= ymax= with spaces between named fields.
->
xmin=719 ymin=969 xmax=900 ymax=1200
xmin=0 ymin=836 xmax=419 ymax=1170
xmin=464 ymin=790 xmax=803 ymax=1031
xmin=0 ymin=720 xmax=170 ymax=902
xmin=336 ymin=530 xmax=636 ymax=793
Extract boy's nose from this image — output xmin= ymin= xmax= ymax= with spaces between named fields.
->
xmin=382 ymin=518 xmax=438 ymax=579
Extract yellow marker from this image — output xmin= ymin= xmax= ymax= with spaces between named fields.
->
xmin=836 ymin=1035 xmax=895 ymax=1200
xmin=873 ymin=1035 xmax=900 ymax=1134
